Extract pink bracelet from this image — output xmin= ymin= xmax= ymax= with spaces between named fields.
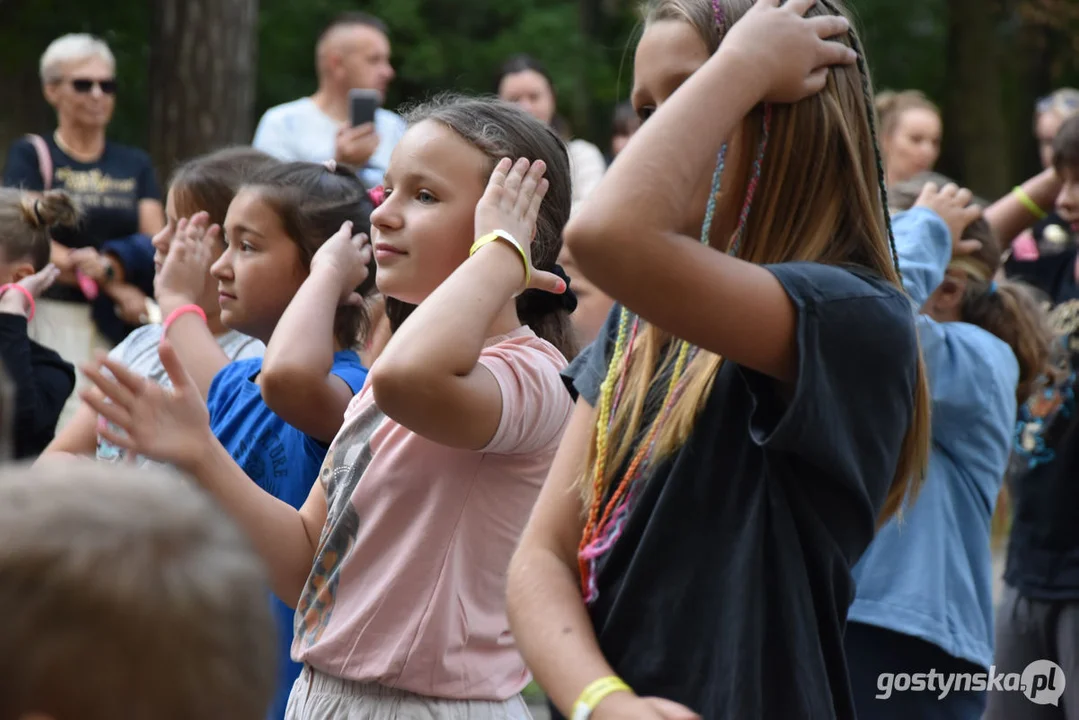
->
xmin=162 ymin=303 xmax=207 ymax=333
xmin=0 ymin=283 xmax=35 ymax=321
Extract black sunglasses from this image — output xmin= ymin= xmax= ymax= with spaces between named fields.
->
xmin=71 ymin=78 xmax=117 ymax=95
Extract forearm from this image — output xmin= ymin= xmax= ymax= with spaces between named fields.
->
xmin=189 ymin=440 xmax=318 ymax=606
xmin=41 ymin=403 xmax=99 ymax=457
xmin=984 ymin=168 xmax=1061 ymax=246
xmin=892 ymin=209 xmax=950 ymax=306
xmin=508 ymin=546 xmax=622 ymax=716
xmin=158 ymin=296 xmax=230 ymax=397
xmin=375 ymin=244 xmax=521 ymax=381
xmin=262 ymin=268 xmax=338 ymax=385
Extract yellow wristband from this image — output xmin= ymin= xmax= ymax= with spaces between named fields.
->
xmin=469 ymin=229 xmax=531 ymax=293
xmin=571 ymin=676 xmax=632 ymax=720
xmin=1013 ymin=186 xmax=1048 ymax=220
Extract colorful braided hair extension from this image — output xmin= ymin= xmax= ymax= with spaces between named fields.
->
xmin=576 ymin=0 xmax=773 ymax=603
xmin=816 ymin=0 xmax=901 ymax=279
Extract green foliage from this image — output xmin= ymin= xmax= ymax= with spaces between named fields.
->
xmin=0 ymin=0 xmax=150 ymax=145
xmin=257 ymin=0 xmax=638 ymax=144
xmin=1 ymin=0 xmax=1078 ymax=177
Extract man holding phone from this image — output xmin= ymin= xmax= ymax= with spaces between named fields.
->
xmin=253 ymin=12 xmax=406 ymax=188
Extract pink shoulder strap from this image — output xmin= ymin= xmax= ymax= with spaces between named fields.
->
xmin=25 ymin=134 xmax=52 ymax=191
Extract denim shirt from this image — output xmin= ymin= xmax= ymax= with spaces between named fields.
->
xmin=849 ymin=207 xmax=1019 ymax=668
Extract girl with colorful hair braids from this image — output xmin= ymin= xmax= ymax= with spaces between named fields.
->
xmin=506 ymin=0 xmax=932 ymax=718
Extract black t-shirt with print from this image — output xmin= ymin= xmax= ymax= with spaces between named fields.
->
xmin=2 ymin=135 xmax=160 ymax=306
xmin=3 ymin=134 xmax=160 ymax=250
xmin=1003 ymin=248 xmax=1079 ymax=599
xmin=557 ymin=262 xmax=919 ymax=720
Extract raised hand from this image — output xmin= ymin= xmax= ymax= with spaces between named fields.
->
xmin=334 ymin=124 xmax=380 ymax=168
xmin=16 ymin=263 xmax=61 ymax=298
xmin=155 ymin=213 xmax=219 ymax=310
xmin=78 ymin=341 xmax=212 ymax=470
xmin=310 ymin=220 xmax=373 ymax=306
xmin=721 ymin=0 xmax=858 ymax=105
xmin=68 ymin=247 xmax=113 ymax=284
xmin=914 ymin=181 xmax=984 ymax=258
xmin=474 ymin=157 xmax=564 ymax=295
xmin=0 ymin=264 xmax=61 ymax=318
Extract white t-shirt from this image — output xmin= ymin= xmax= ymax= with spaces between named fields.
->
xmin=95 ymin=324 xmax=264 ymax=465
xmin=252 ymin=97 xmax=407 ymax=188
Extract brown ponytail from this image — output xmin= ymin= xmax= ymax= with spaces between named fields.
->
xmin=961 ymin=280 xmax=1055 ymax=403
xmin=243 ymin=161 xmax=376 ymax=349
xmin=0 ymin=188 xmax=79 ymax=270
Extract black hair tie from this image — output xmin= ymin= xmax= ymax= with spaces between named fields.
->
xmin=518 ymin=263 xmax=578 ymax=315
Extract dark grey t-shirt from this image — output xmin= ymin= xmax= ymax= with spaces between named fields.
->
xmin=560 ymin=262 xmax=918 ymax=720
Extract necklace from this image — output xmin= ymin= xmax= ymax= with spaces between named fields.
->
xmin=53 ymin=130 xmax=103 ymax=163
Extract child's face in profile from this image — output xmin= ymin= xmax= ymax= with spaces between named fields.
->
xmin=1055 ymin=166 xmax=1079 ymax=229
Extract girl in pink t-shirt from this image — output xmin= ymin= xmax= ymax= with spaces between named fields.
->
xmin=81 ymin=95 xmax=578 ymax=719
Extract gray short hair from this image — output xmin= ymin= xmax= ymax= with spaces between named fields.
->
xmin=40 ymin=33 xmax=115 ymax=83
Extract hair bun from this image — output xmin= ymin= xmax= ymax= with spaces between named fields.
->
xmin=20 ymin=190 xmax=79 ymax=230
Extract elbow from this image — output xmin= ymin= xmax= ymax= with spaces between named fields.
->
xmin=258 ymin=363 xmax=312 ymax=416
xmin=368 ymin=361 xmax=425 ymax=421
xmin=564 ymin=211 xmax=621 ymax=281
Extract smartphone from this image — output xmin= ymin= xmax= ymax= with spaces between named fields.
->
xmin=349 ymin=89 xmax=379 ymax=127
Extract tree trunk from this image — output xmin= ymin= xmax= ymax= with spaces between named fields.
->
xmin=148 ymin=0 xmax=259 ymax=179
xmin=941 ymin=0 xmax=1009 ymax=198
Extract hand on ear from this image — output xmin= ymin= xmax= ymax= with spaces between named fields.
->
xmin=914 ymin=182 xmax=983 ymax=258
xmin=15 ymin=264 xmax=61 ymax=298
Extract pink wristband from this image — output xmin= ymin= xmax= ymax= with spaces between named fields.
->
xmin=162 ymin=304 xmax=207 ymax=333
xmin=0 ymin=284 xmax=35 ymax=321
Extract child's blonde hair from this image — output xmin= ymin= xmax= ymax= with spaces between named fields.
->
xmin=0 ymin=461 xmax=276 ymax=720
xmin=0 ymin=188 xmax=79 ymax=269
xmin=583 ymin=0 xmax=931 ymax=530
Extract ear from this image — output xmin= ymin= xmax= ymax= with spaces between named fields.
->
xmin=935 ymin=274 xmax=968 ymax=313
xmin=42 ymin=81 xmax=60 ymax=108
xmin=10 ymin=262 xmax=36 ymax=283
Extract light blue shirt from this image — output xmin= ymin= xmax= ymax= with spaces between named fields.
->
xmin=252 ymin=97 xmax=407 ymax=188
xmin=848 ymin=207 xmax=1019 ymax=668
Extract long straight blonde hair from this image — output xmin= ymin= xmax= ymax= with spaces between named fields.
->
xmin=582 ymin=0 xmax=931 ymax=529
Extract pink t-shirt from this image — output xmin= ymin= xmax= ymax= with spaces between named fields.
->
xmin=292 ymin=326 xmax=572 ymax=700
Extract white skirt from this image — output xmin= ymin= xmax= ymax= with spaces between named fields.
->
xmin=28 ymin=298 xmax=113 ymax=430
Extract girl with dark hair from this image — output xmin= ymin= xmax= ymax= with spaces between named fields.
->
xmin=80 ymin=95 xmax=578 ymax=719
xmin=41 ymin=147 xmax=274 ymax=464
xmin=497 ymin=54 xmax=607 ymax=212
xmin=81 ymin=158 xmax=374 ymax=720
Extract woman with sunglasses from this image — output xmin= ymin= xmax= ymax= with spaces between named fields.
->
xmin=2 ymin=33 xmax=164 ymax=427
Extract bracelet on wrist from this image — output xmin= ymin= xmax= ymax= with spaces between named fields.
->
xmin=162 ymin=303 xmax=207 ymax=333
xmin=469 ymin=229 xmax=531 ymax=295
xmin=0 ymin=284 xmax=35 ymax=320
xmin=571 ymin=676 xmax=632 ymax=720
xmin=1013 ymin=186 xmax=1049 ymax=220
